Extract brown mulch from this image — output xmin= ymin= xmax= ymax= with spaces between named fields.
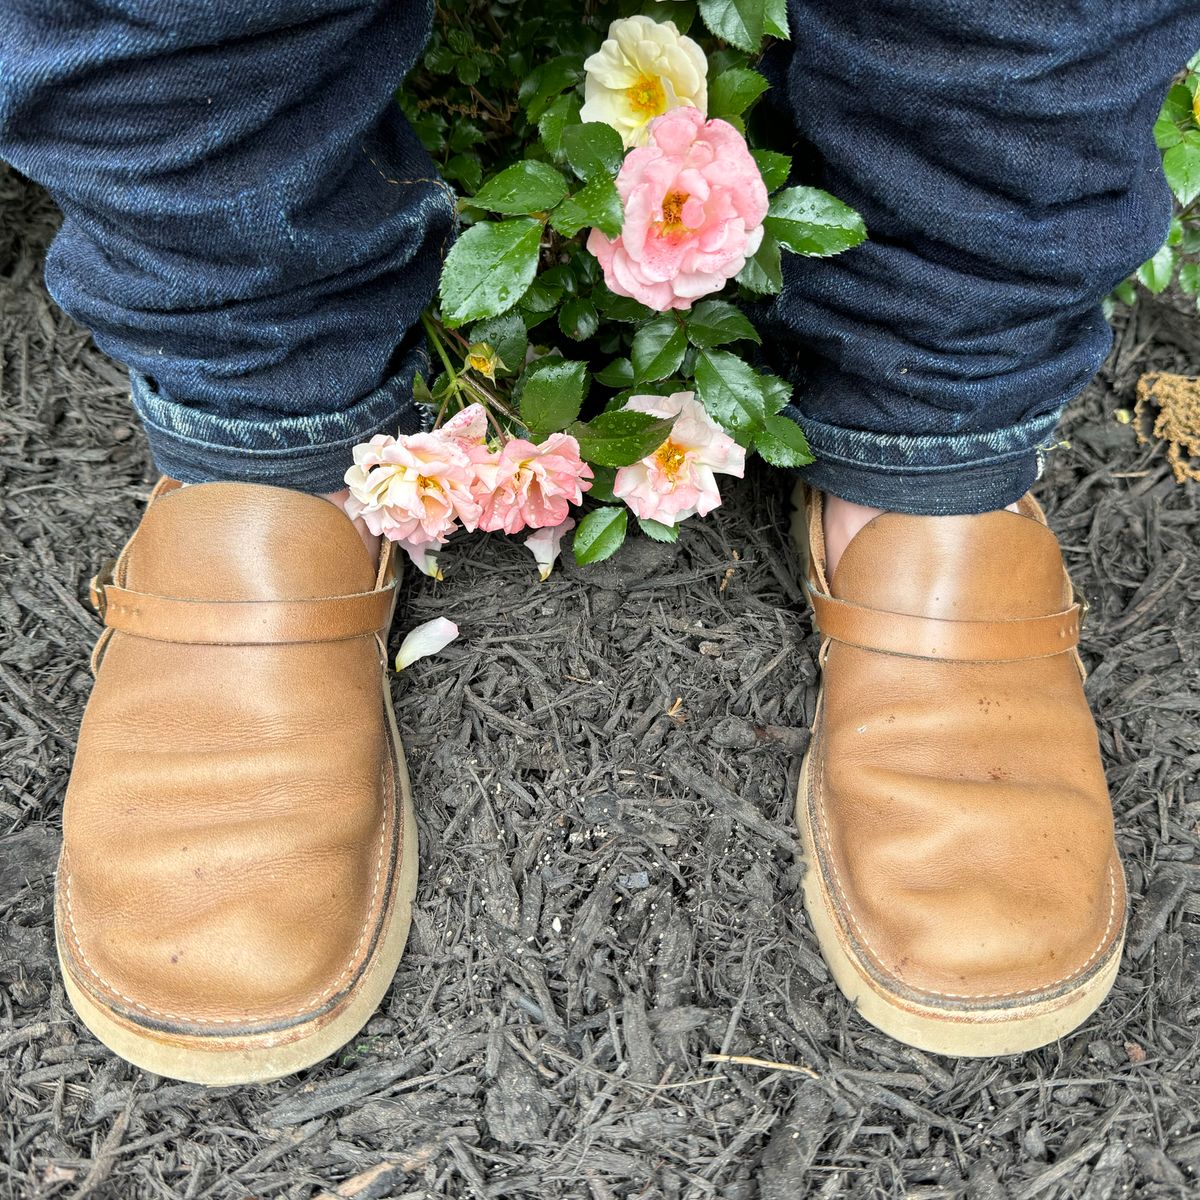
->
xmin=1 ymin=164 xmax=1198 ymax=1200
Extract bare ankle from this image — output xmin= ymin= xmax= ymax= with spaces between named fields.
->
xmin=821 ymin=495 xmax=1023 ymax=579
xmin=822 ymin=495 xmax=885 ymax=578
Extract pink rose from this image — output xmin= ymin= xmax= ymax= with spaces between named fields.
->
xmin=613 ymin=391 xmax=745 ymax=523
xmin=477 ymin=433 xmax=594 ymax=535
xmin=344 ymin=431 xmax=482 ymax=546
xmin=587 ymin=106 xmax=768 ymax=312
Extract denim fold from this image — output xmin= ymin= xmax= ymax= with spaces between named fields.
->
xmin=131 ymin=344 xmax=431 ymax=494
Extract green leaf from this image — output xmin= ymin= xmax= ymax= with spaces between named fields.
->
xmin=1136 ymin=242 xmax=1176 ymax=294
xmin=412 ymin=372 xmax=434 ymax=405
xmin=448 ymin=122 xmax=484 ymax=155
xmin=562 ymin=122 xmax=625 ymax=182
xmin=516 ymin=357 xmax=588 ymax=434
xmin=684 ymin=299 xmax=761 ymax=349
xmin=1179 ymin=261 xmax=1200 ymax=295
xmin=765 ymin=187 xmax=867 ymax=257
xmin=408 ymin=108 xmax=447 ymax=157
xmin=444 ymin=153 xmax=483 ymax=195
xmin=698 ymin=0 xmax=765 ymax=54
xmin=1155 ymin=113 xmax=1183 ymax=150
xmin=1111 ymin=278 xmax=1139 ymax=307
xmin=596 ymin=357 xmax=635 ymax=388
xmin=596 ymin=289 xmax=653 ymax=322
xmin=760 ymin=371 xmax=792 ymax=414
xmin=708 ymin=67 xmax=769 ymax=121
xmin=1161 ymin=83 xmax=1194 ymax=126
xmin=467 ymin=313 xmax=527 ymax=377
xmin=736 ymin=233 xmax=783 ymax=294
xmin=694 ymin=349 xmax=769 ymax=443
xmin=567 ymin=410 xmax=675 ymax=467
xmin=754 ymin=412 xmax=813 ymax=468
xmin=765 ymin=0 xmax=789 ymax=39
xmin=473 ymin=160 xmax=570 ymax=215
xmin=558 ymin=296 xmax=599 ymax=341
xmin=550 ymin=175 xmax=623 ymax=238
xmin=632 ymin=315 xmax=688 ymax=381
xmin=751 ymin=149 xmax=791 ymax=192
xmin=637 ymin=517 xmax=679 ymax=543
xmin=539 ymin=93 xmax=582 ymax=160
xmin=424 ymin=45 xmax=458 ymax=75
xmin=1163 ymin=139 xmax=1200 ymax=206
xmin=519 ymin=277 xmax=562 ymax=316
xmin=519 ymin=54 xmax=584 ymax=123
xmin=573 ymin=506 xmax=628 ymax=565
xmin=589 ymin=465 xmax=617 ymax=503
xmin=440 ymin=219 xmax=543 ymax=327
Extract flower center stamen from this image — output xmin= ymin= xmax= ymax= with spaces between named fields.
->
xmin=658 ymin=190 xmax=691 ymax=235
xmin=655 ymin=440 xmax=688 ymax=482
xmin=626 ymin=73 xmax=667 ymax=117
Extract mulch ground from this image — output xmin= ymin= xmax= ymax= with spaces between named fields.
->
xmin=1 ymin=163 xmax=1198 ymax=1200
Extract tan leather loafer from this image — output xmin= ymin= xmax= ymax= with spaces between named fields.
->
xmin=792 ymin=485 xmax=1125 ymax=1056
xmin=56 ymin=479 xmax=417 ymax=1084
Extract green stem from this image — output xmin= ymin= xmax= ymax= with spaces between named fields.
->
xmin=420 ymin=311 xmax=460 ymax=385
xmin=472 ymin=382 xmax=521 ymax=424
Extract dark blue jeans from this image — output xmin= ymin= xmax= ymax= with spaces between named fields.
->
xmin=0 ymin=0 xmax=453 ymax=493
xmin=769 ymin=0 xmax=1200 ymax=512
xmin=1 ymin=2 xmax=1197 ymax=508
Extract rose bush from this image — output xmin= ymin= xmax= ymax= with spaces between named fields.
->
xmin=1111 ymin=51 xmax=1200 ymax=311
xmin=358 ymin=0 xmax=867 ymax=577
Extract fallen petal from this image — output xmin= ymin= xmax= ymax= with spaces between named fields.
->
xmin=525 ymin=518 xmax=575 ymax=581
xmin=395 ymin=617 xmax=459 ymax=671
xmin=398 ymin=537 xmax=444 ymax=580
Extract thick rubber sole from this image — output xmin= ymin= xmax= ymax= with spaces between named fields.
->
xmin=56 ymin=683 xmax=418 ymax=1086
xmin=795 ymin=747 xmax=1124 ymax=1057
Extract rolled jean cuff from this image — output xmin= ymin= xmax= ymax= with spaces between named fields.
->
xmin=789 ymin=405 xmax=1063 ymax=516
xmin=130 ymin=352 xmax=429 ymax=494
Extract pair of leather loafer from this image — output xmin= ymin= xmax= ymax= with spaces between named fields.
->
xmin=56 ymin=479 xmax=1123 ymax=1081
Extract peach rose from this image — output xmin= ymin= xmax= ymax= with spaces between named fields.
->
xmin=587 ymin=106 xmax=768 ymax=311
xmin=476 ymin=434 xmax=594 ymax=535
xmin=344 ymin=432 xmax=481 ymax=546
xmin=613 ymin=391 xmax=745 ymax=524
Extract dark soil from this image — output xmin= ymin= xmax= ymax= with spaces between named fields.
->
xmin=2 ymin=163 xmax=1199 ymax=1200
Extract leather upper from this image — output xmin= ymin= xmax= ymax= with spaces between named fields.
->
xmin=58 ymin=480 xmax=402 ymax=1035
xmin=803 ymin=492 xmax=1125 ymax=1006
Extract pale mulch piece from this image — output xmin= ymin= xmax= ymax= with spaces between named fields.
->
xmin=1135 ymin=371 xmax=1200 ymax=483
xmin=2 ymin=164 xmax=1199 ymax=1199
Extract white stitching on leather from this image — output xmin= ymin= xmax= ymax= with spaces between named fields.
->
xmin=61 ymin=747 xmax=396 ymax=1027
xmin=812 ymin=730 xmax=1120 ymax=1003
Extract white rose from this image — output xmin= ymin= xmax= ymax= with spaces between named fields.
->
xmin=580 ymin=16 xmax=708 ymax=149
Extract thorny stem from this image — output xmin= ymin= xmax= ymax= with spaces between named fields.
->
xmin=442 ymin=326 xmax=523 ymax=423
xmin=421 ymin=311 xmax=521 ymax=439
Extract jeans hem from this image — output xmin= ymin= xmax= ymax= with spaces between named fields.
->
xmin=788 ymin=405 xmax=1058 ymax=515
xmin=130 ymin=357 xmax=429 ymax=494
